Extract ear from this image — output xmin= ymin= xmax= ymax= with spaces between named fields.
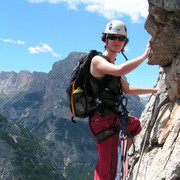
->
xmin=105 ymin=38 xmax=108 ymax=44
xmin=104 ymin=34 xmax=108 ymax=44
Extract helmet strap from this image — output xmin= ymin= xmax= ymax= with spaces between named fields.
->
xmin=121 ymin=51 xmax=128 ymax=61
xmin=106 ymin=45 xmax=128 ymax=61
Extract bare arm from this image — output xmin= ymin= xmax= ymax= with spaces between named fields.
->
xmin=91 ymin=54 xmax=146 ymax=77
xmin=91 ymin=41 xmax=150 ymax=77
xmin=121 ymin=77 xmax=157 ymax=95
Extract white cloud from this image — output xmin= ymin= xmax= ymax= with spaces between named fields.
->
xmin=139 ymin=94 xmax=151 ymax=102
xmin=27 ymin=0 xmax=148 ymax=22
xmin=124 ymin=46 xmax=129 ymax=53
xmin=28 ymin=42 xmax=61 ymax=57
xmin=0 ymin=37 xmax=25 ymax=45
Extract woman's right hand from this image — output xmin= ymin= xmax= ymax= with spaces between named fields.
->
xmin=144 ymin=39 xmax=151 ymax=58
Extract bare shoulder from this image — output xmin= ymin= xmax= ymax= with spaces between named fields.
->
xmin=91 ymin=55 xmax=107 ymax=65
xmin=90 ymin=55 xmax=107 ymax=77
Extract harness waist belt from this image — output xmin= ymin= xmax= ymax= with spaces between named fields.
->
xmin=95 ymin=125 xmax=121 ymax=142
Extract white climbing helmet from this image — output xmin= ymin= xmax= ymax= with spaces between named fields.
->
xmin=104 ymin=20 xmax=127 ymax=36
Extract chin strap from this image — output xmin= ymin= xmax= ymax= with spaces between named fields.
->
xmin=121 ymin=51 xmax=128 ymax=61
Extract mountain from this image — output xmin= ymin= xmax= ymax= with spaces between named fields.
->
xmin=139 ymin=94 xmax=151 ymax=106
xmin=0 ymin=51 xmax=146 ymax=179
xmin=0 ymin=114 xmax=64 ymax=180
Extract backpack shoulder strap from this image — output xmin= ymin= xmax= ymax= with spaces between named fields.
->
xmin=89 ymin=54 xmax=112 ymax=93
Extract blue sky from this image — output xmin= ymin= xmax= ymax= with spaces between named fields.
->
xmin=0 ymin=0 xmax=159 ymax=88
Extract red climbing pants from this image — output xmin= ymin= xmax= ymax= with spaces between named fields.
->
xmin=126 ymin=115 xmax=142 ymax=138
xmin=89 ymin=114 xmax=120 ymax=180
xmin=89 ymin=114 xmax=142 ymax=180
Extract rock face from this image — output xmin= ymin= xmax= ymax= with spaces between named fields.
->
xmin=129 ymin=1 xmax=180 ymax=180
xmin=146 ymin=0 xmax=180 ymax=67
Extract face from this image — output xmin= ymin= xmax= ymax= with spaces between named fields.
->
xmin=106 ymin=34 xmax=126 ymax=52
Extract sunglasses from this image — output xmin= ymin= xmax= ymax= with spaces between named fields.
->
xmin=107 ymin=35 xmax=127 ymax=42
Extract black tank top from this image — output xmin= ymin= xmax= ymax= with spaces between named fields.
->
xmin=90 ymin=74 xmax=121 ymax=115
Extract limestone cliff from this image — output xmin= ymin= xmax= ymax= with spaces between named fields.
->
xmin=129 ymin=1 xmax=180 ymax=180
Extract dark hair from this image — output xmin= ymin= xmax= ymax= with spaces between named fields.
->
xmin=101 ymin=33 xmax=129 ymax=52
xmin=101 ymin=33 xmax=107 ymax=42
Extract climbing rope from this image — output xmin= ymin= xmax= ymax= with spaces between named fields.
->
xmin=134 ymin=92 xmax=160 ymax=180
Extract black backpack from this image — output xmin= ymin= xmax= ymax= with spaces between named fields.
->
xmin=66 ymin=50 xmax=112 ymax=122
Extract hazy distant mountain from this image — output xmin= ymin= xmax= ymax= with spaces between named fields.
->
xmin=139 ymin=94 xmax=151 ymax=106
